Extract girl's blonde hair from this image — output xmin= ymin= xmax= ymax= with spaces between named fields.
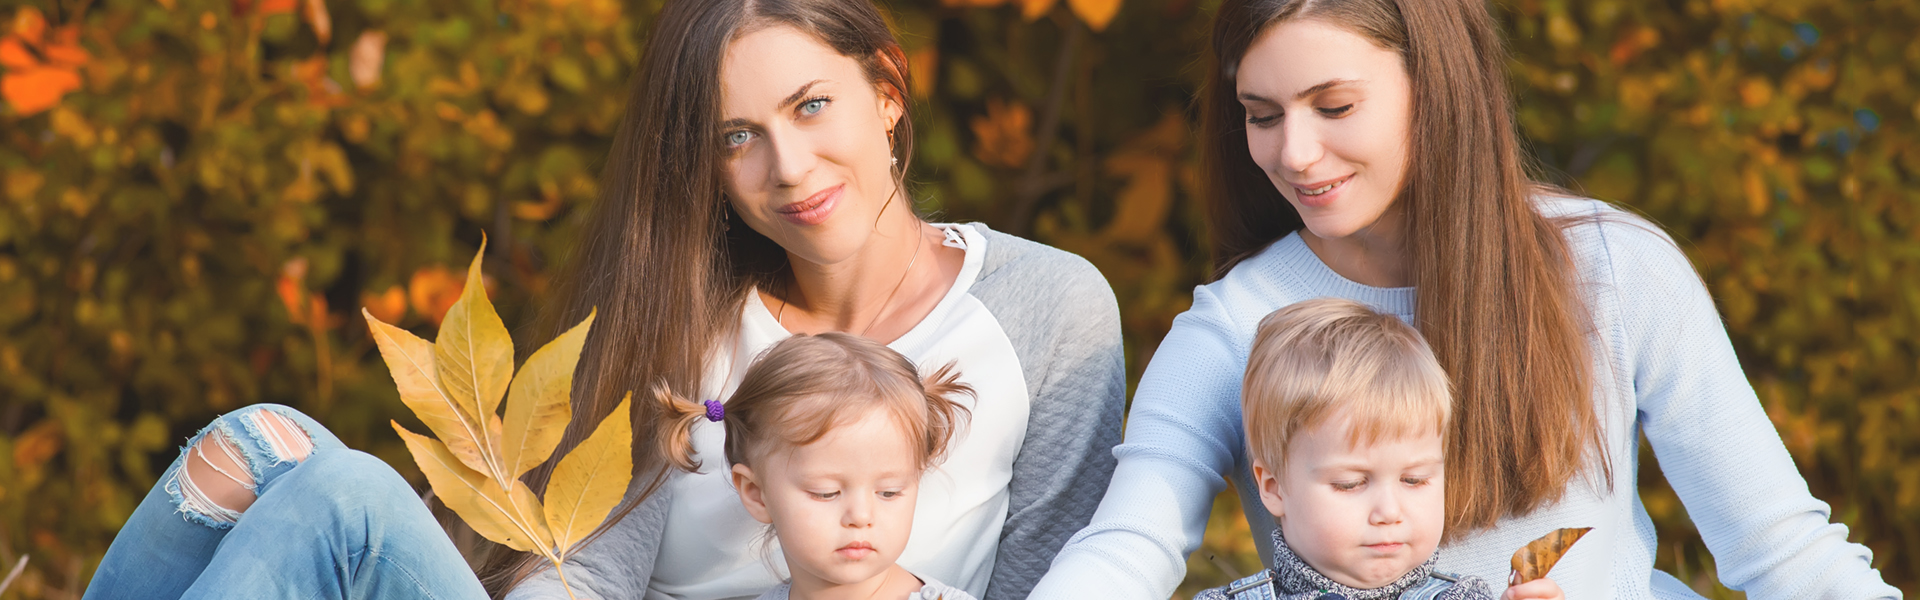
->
xmin=656 ymin=332 xmax=972 ymax=472
xmin=1242 ymin=298 xmax=1452 ymax=476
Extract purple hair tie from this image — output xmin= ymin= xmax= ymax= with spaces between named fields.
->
xmin=702 ymin=399 xmax=725 ymax=422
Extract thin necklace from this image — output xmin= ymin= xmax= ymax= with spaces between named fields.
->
xmin=775 ymin=223 xmax=926 ymax=337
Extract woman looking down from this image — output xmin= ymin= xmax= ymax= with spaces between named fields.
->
xmin=1031 ymin=0 xmax=1899 ymax=598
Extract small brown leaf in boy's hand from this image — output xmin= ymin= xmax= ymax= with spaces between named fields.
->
xmin=1510 ymin=527 xmax=1590 ymax=583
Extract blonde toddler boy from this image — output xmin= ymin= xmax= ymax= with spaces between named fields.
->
xmin=1197 ymin=298 xmax=1563 ymax=600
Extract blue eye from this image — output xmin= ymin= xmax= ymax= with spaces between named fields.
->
xmin=801 ymin=98 xmax=828 ymax=115
xmin=726 ymin=130 xmax=754 ymax=147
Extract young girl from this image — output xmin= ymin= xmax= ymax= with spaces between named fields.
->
xmin=658 ymin=332 xmax=979 ymax=600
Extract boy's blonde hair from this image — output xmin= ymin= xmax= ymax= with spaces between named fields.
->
xmin=1243 ymin=298 xmax=1452 ymax=474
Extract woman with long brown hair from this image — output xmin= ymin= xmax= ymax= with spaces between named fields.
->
xmin=82 ymin=1 xmax=1123 ymax=599
xmin=1033 ymin=0 xmax=1898 ymax=598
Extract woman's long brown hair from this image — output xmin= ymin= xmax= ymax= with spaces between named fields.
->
xmin=1202 ymin=0 xmax=1609 ymax=538
xmin=476 ymin=0 xmax=916 ymax=594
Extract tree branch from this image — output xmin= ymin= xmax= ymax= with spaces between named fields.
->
xmin=1005 ymin=22 xmax=1085 ymax=236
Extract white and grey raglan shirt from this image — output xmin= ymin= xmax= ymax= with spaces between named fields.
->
xmin=507 ymin=223 xmax=1125 ymax=600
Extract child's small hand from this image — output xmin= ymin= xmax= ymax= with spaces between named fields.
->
xmin=1500 ymin=576 xmax=1564 ymax=600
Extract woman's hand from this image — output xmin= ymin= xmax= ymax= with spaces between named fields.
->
xmin=1500 ymin=576 xmax=1564 ymax=600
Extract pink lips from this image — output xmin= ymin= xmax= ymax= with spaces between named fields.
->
xmin=777 ymin=184 xmax=843 ymax=226
xmin=1290 ymin=174 xmax=1352 ymax=209
xmin=836 ymin=540 xmax=875 ymax=559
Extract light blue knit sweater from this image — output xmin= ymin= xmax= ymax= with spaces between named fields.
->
xmin=1032 ymin=199 xmax=1900 ymax=599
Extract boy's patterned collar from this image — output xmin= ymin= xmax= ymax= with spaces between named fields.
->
xmin=1267 ymin=528 xmax=1439 ymax=599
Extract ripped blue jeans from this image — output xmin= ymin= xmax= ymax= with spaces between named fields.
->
xmin=83 ymin=404 xmax=487 ymax=600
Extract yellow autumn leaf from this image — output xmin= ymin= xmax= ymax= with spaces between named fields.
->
xmin=1099 ymin=112 xmax=1185 ymax=243
xmin=1021 ymin=0 xmax=1056 ymax=21
xmin=501 ymin=309 xmax=596 ymax=480
xmin=971 ymin=98 xmax=1033 ymax=169
xmin=544 ymin=393 xmax=633 ymax=558
xmin=301 ymin=0 xmax=331 ymax=46
xmin=1067 ymin=0 xmax=1120 ymax=31
xmin=394 ymin=422 xmax=554 ymax=554
xmin=434 ymin=238 xmax=514 ymax=479
xmin=365 ymin=309 xmax=493 ymax=475
xmin=1510 ymin=527 xmax=1590 ymax=583
xmin=1101 ymin=156 xmax=1171 ymax=244
xmin=349 ymin=30 xmax=385 ymax=89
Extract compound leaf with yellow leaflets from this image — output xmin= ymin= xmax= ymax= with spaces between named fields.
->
xmin=366 ymin=309 xmax=493 ymax=475
xmin=501 ymin=309 xmax=595 ymax=480
xmin=394 ymin=422 xmax=554 ymax=555
xmin=434 ymin=237 xmax=514 ymax=481
xmin=544 ymin=393 xmax=633 ymax=559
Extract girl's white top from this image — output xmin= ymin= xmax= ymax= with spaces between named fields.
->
xmin=753 ymin=574 xmax=978 ymax=600
xmin=1030 ymin=199 xmax=1901 ymax=600
xmin=652 ymin=223 xmax=1022 ymax=599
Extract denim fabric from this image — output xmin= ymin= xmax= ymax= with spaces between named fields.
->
xmin=83 ymin=404 xmax=486 ymax=600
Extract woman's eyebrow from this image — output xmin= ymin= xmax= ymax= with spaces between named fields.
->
xmin=1292 ymin=78 xmax=1362 ymax=100
xmin=779 ymin=79 xmax=830 ymax=108
xmin=1237 ymin=78 xmax=1365 ymax=105
xmin=719 ymin=79 xmax=833 ymax=131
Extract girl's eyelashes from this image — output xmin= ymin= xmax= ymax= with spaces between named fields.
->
xmin=878 ymin=489 xmax=904 ymax=499
xmin=1331 ymin=478 xmax=1366 ymax=491
xmin=1401 ymin=475 xmax=1432 ymax=487
xmin=1245 ymin=111 xmax=1281 ymax=127
xmin=809 ymin=490 xmax=841 ymax=500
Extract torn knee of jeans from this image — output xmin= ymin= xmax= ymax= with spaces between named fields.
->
xmin=167 ymin=407 xmax=317 ymax=528
xmin=243 ymin=408 xmax=315 ymax=464
xmin=170 ymin=430 xmax=254 ymax=527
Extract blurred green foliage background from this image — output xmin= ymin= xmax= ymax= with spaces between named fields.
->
xmin=0 ymin=0 xmax=1914 ymax=597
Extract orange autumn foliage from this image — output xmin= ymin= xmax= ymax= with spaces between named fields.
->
xmin=970 ymin=98 xmax=1033 ymax=168
xmin=1 ymin=2 xmax=1914 ymax=598
xmin=0 ymin=7 xmax=89 ymax=116
xmin=409 ymin=266 xmax=466 ymax=326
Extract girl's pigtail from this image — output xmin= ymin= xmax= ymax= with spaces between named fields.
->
xmin=651 ymin=382 xmax=709 ymax=472
xmin=918 ymin=361 xmax=975 ymax=467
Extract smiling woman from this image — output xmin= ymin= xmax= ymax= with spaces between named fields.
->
xmin=488 ymin=2 xmax=1123 ymax=600
xmin=79 ymin=1 xmax=1123 ymax=600
xmin=1034 ymin=0 xmax=1902 ymax=598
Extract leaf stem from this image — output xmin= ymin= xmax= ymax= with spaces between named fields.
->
xmin=553 ymin=561 xmax=582 ymax=600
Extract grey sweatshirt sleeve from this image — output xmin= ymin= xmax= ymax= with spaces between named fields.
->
xmin=504 ymin=473 xmax=673 ymax=600
xmin=968 ymin=225 xmax=1127 ymax=600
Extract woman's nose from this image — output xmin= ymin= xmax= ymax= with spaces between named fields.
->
xmin=1278 ymin=116 xmax=1325 ymax=175
xmin=767 ymin=125 xmax=818 ymax=187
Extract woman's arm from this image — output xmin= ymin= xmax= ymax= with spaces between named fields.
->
xmin=1026 ymin=285 xmax=1252 ymax=600
xmin=975 ymin=251 xmax=1127 ymax=600
xmin=504 ymin=474 xmax=673 ymax=600
xmin=1608 ymin=221 xmax=1900 ymax=598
